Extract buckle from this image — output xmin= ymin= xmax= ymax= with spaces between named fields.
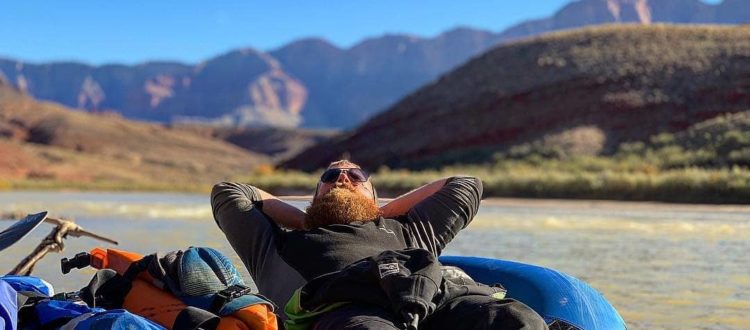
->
xmin=217 ymin=284 xmax=252 ymax=300
xmin=210 ymin=284 xmax=252 ymax=313
xmin=52 ymin=291 xmax=83 ymax=303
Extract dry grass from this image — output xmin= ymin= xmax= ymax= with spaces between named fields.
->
xmin=0 ymin=83 xmax=268 ymax=189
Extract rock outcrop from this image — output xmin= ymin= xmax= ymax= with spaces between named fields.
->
xmin=282 ymin=25 xmax=750 ymax=170
xmin=0 ymin=0 xmax=748 ymax=129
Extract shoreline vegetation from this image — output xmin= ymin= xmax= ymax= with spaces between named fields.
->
xmin=4 ymin=160 xmax=750 ymax=204
xmin=5 ymin=113 xmax=750 ymax=204
xmin=236 ymin=162 xmax=750 ymax=205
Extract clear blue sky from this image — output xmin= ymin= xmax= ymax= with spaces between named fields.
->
xmin=0 ymin=0 xmax=724 ymax=65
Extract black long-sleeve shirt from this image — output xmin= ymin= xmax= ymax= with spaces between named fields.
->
xmin=211 ymin=176 xmax=482 ymax=306
xmin=276 ymin=176 xmax=483 ymax=280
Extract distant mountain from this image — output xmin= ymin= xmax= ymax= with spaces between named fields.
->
xmin=0 ymin=50 xmax=307 ymax=128
xmin=0 ymin=80 xmax=267 ymax=187
xmin=269 ymin=29 xmax=503 ymax=127
xmin=502 ymin=0 xmax=750 ymax=39
xmin=281 ymin=25 xmax=750 ymax=170
xmin=1 ymin=0 xmax=748 ymax=129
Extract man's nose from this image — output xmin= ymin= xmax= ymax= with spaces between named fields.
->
xmin=336 ymin=172 xmax=351 ymax=184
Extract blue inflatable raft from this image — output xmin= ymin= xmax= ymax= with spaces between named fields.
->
xmin=440 ymin=256 xmax=626 ymax=330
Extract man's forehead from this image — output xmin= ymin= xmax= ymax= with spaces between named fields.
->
xmin=327 ymin=162 xmax=360 ymax=169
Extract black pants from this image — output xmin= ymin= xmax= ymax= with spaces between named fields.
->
xmin=312 ymin=295 xmax=548 ymax=330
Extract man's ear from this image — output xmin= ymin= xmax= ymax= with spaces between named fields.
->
xmin=313 ymin=182 xmax=321 ymax=200
xmin=371 ymin=182 xmax=378 ymax=204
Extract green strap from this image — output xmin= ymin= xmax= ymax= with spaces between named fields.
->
xmin=283 ymin=288 xmax=350 ymax=330
xmin=491 ymin=291 xmax=507 ymax=300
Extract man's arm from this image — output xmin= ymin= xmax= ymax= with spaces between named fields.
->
xmin=399 ymin=176 xmax=483 ymax=256
xmin=253 ymin=188 xmax=307 ymax=230
xmin=211 ymin=182 xmax=306 ymax=230
xmin=380 ymin=178 xmax=449 ymax=218
xmin=210 ymin=182 xmax=306 ymax=307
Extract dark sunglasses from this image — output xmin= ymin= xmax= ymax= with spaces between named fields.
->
xmin=319 ymin=168 xmax=370 ymax=183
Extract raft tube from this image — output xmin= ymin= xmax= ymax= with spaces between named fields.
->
xmin=439 ymin=256 xmax=626 ymax=330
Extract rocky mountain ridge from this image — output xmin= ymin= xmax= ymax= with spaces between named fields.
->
xmin=1 ymin=0 xmax=748 ymax=129
xmin=282 ymin=25 xmax=750 ymax=170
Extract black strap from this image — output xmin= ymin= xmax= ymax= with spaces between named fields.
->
xmin=208 ymin=284 xmax=253 ymax=314
xmin=79 ymin=269 xmax=132 ymax=309
xmin=123 ymin=254 xmax=156 ymax=281
xmin=51 ymin=291 xmax=83 ymax=303
xmin=173 ymin=306 xmax=220 ymax=330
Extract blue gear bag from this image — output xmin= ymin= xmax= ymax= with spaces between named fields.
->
xmin=0 ymin=280 xmax=17 ymax=330
xmin=2 ymin=275 xmax=164 ymax=330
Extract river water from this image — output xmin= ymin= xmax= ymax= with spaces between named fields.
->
xmin=1 ymin=191 xmax=748 ymax=329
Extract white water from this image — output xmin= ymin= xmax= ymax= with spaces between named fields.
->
xmin=1 ymin=191 xmax=748 ymax=329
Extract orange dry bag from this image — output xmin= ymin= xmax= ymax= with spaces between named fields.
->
xmin=64 ymin=247 xmax=277 ymax=330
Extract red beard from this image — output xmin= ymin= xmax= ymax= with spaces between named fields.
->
xmin=305 ymin=183 xmax=381 ymax=229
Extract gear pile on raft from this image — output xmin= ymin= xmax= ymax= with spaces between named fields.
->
xmin=0 ymin=211 xmax=625 ymax=329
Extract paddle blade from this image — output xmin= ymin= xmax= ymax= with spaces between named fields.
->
xmin=0 ymin=211 xmax=47 ymax=252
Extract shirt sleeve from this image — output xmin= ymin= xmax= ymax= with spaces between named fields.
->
xmin=402 ymin=176 xmax=483 ymax=256
xmin=210 ymin=182 xmax=274 ymax=277
xmin=210 ymin=182 xmax=306 ymax=307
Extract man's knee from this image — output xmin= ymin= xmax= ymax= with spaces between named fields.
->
xmin=313 ymin=304 xmax=401 ymax=330
xmin=485 ymin=298 xmax=548 ymax=330
xmin=424 ymin=295 xmax=548 ymax=330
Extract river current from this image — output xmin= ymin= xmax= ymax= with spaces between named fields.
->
xmin=1 ymin=191 xmax=748 ymax=330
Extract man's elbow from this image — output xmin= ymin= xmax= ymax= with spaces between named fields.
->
xmin=210 ymin=182 xmax=232 ymax=206
xmin=472 ymin=177 xmax=483 ymax=199
xmin=449 ymin=176 xmax=483 ymax=200
xmin=211 ymin=181 xmax=262 ymax=208
xmin=211 ymin=181 xmax=232 ymax=198
xmin=447 ymin=176 xmax=483 ymax=227
xmin=210 ymin=181 xmax=248 ymax=214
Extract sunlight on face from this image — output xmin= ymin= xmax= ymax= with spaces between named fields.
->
xmin=315 ymin=163 xmax=375 ymax=202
